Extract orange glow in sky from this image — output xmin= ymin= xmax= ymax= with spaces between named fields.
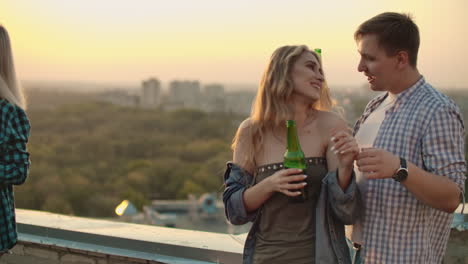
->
xmin=1 ymin=0 xmax=467 ymax=89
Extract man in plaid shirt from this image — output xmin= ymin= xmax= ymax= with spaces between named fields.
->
xmin=347 ymin=12 xmax=466 ymax=263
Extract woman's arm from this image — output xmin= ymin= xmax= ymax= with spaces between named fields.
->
xmin=232 ymin=120 xmax=306 ymax=212
xmin=321 ymin=113 xmax=362 ymax=224
xmin=242 ymin=169 xmax=307 ymax=212
xmin=0 ymin=105 xmax=30 ymax=186
xmin=323 ymin=114 xmax=358 ymax=190
xmin=222 ymin=161 xmax=305 ymax=225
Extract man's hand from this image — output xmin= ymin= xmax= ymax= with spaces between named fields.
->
xmin=356 ymin=148 xmax=400 ymax=179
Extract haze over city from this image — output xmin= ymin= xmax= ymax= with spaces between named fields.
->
xmin=1 ymin=0 xmax=467 ymax=90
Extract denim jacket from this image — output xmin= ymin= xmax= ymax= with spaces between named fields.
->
xmin=223 ymin=162 xmax=362 ymax=264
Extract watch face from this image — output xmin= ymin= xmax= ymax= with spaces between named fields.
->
xmin=395 ymin=169 xmax=408 ymax=181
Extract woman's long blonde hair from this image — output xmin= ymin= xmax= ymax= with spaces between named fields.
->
xmin=232 ymin=45 xmax=334 ymax=169
xmin=0 ymin=25 xmax=26 ymax=109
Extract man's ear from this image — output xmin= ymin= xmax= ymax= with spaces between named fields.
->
xmin=396 ymin=51 xmax=409 ymax=69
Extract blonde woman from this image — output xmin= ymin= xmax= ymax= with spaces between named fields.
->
xmin=223 ymin=45 xmax=361 ymax=264
xmin=0 ymin=25 xmax=31 ymax=256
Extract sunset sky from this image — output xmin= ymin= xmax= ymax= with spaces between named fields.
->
xmin=1 ymin=0 xmax=467 ymax=90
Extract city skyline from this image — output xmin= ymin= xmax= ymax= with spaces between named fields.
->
xmin=2 ymin=0 xmax=468 ymax=90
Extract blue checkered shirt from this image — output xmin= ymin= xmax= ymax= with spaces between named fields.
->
xmin=353 ymin=77 xmax=466 ymax=264
xmin=0 ymin=100 xmax=30 ymax=252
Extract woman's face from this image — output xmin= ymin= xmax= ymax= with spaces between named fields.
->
xmin=290 ymin=51 xmax=324 ymax=102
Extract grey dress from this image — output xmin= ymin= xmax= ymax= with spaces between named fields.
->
xmin=223 ymin=160 xmax=362 ymax=264
xmin=253 ymin=157 xmax=327 ymax=264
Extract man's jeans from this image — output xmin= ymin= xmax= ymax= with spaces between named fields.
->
xmin=347 ymin=238 xmax=364 ymax=264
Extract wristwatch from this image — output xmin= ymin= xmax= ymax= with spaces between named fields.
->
xmin=392 ymin=157 xmax=408 ymax=182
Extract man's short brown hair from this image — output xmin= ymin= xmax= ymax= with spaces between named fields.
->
xmin=355 ymin=12 xmax=420 ymax=67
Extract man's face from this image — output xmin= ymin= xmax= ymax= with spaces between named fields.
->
xmin=356 ymin=34 xmax=399 ymax=92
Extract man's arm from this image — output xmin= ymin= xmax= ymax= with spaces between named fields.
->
xmin=357 ymin=148 xmax=461 ymax=212
xmin=403 ymin=162 xmax=461 ymax=213
xmin=356 ymin=105 xmax=466 ymax=213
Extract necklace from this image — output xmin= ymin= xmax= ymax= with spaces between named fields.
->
xmin=272 ymin=129 xmax=286 ymax=144
xmin=272 ymin=111 xmax=317 ymax=144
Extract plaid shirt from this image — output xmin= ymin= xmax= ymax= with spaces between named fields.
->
xmin=353 ymin=77 xmax=466 ymax=264
xmin=0 ymin=100 xmax=30 ymax=252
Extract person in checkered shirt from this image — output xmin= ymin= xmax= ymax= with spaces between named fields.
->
xmin=346 ymin=12 xmax=467 ymax=264
xmin=0 ymin=25 xmax=31 ymax=257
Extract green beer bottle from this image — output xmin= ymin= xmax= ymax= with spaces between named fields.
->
xmin=283 ymin=120 xmax=308 ymax=203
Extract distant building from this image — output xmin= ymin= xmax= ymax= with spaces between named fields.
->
xmin=96 ymin=77 xmax=256 ymax=115
xmin=201 ymin=84 xmax=225 ymax=112
xmin=141 ymin=78 xmax=162 ymax=108
xmin=97 ymin=89 xmax=139 ymax=107
xmin=225 ymin=90 xmax=255 ymax=115
xmin=166 ymin=80 xmax=201 ymax=110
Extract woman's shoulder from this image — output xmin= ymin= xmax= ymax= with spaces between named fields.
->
xmin=314 ymin=110 xmax=348 ymax=139
xmin=315 ymin=110 xmax=346 ymax=128
xmin=0 ymin=99 xmax=29 ymax=127
xmin=0 ymin=99 xmax=16 ymax=112
xmin=0 ymin=99 xmax=26 ymax=120
xmin=0 ymin=99 xmax=29 ymax=140
xmin=0 ymin=98 xmax=26 ymax=110
xmin=236 ymin=118 xmax=253 ymax=136
xmin=238 ymin=118 xmax=253 ymax=129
